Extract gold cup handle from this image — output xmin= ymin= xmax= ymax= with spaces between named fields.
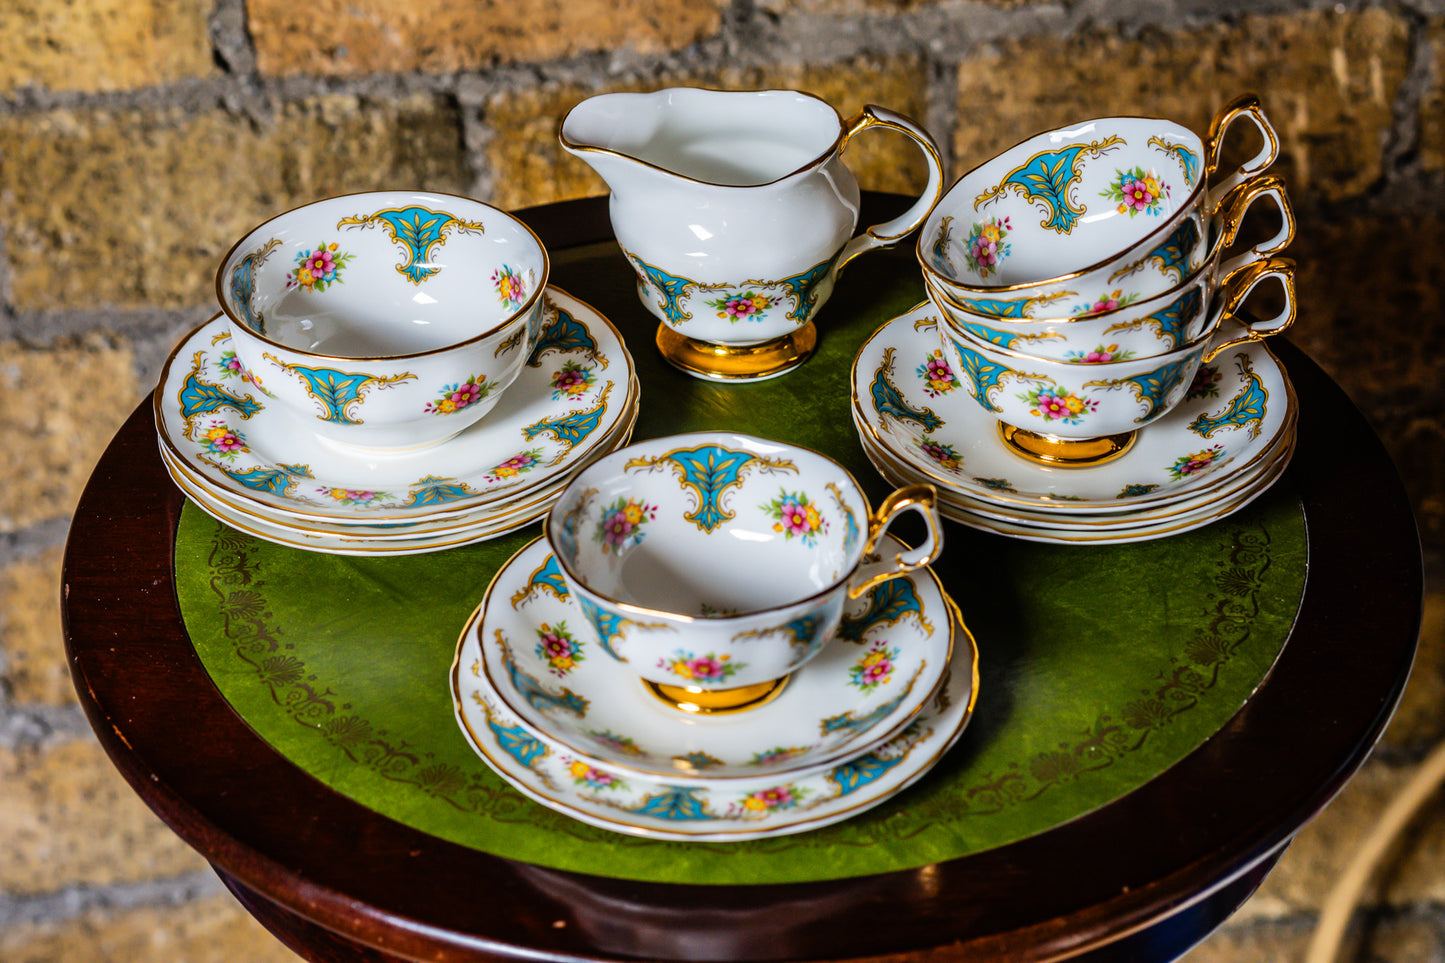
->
xmin=836 ymin=105 xmax=947 ymax=270
xmin=1203 ymin=256 xmax=1296 ymax=362
xmin=1214 ymin=174 xmax=1296 ymax=272
xmin=1204 ymin=92 xmax=1282 ymax=209
xmin=847 ymin=483 xmax=943 ymax=599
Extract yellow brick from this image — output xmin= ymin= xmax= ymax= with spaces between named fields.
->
xmin=0 ymin=335 xmax=138 ymax=532
xmin=0 ymin=739 xmax=210 ymax=894
xmin=0 ymin=547 xmax=71 ymax=707
xmin=0 ymin=96 xmax=471 ymax=311
xmin=0 ymin=0 xmax=214 ymax=95
xmin=0 ymin=893 xmax=299 ymax=963
xmin=953 ymin=8 xmax=1409 ymax=202
xmin=487 ymin=56 xmax=934 ymax=212
xmin=248 ymin=0 xmax=726 ymax=78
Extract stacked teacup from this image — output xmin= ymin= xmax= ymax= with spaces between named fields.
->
xmin=853 ymin=95 xmax=1300 ymax=542
xmin=153 ymin=190 xmax=640 ymax=554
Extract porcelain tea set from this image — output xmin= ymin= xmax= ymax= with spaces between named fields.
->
xmin=152 ymin=86 xmax=1298 ymax=838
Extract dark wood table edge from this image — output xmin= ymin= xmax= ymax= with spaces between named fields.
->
xmin=60 ymin=195 xmax=1423 ymax=962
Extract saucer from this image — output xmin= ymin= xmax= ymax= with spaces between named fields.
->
xmin=872 ymin=435 xmax=1293 ymax=544
xmin=159 ymin=375 xmax=638 ymax=540
xmin=851 ymin=303 xmax=1295 ymax=514
xmin=859 ymin=405 xmax=1295 ymax=531
xmin=465 ymin=536 xmax=954 ymax=784
xmin=155 ymin=287 xmax=636 ymax=524
xmin=162 ymin=399 xmax=637 ymax=555
xmin=452 ymin=576 xmax=979 ymax=842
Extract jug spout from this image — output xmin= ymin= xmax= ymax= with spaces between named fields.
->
xmin=559 ymin=93 xmax=672 ymax=195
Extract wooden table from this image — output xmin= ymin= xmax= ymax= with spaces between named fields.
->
xmin=63 ymin=196 xmax=1422 ymax=962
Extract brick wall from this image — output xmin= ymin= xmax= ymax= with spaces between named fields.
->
xmin=2 ymin=1 xmax=1442 ymax=959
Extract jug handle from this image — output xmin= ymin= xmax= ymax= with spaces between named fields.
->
xmin=836 ymin=106 xmax=947 ymax=271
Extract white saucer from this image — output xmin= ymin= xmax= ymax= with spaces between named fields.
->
xmin=163 ymin=405 xmax=637 ymax=555
xmin=160 ymin=379 xmax=637 ymax=541
xmin=851 ymin=304 xmax=1295 ymax=515
xmin=154 ymin=287 xmax=636 ymax=525
xmin=872 ymin=435 xmax=1294 ymax=544
xmin=467 ymin=536 xmax=954 ymax=784
xmin=859 ymin=409 xmax=1295 ymax=532
xmin=452 ymin=542 xmax=979 ymax=842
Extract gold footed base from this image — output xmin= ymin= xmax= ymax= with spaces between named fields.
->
xmin=654 ymin=324 xmax=817 ymax=382
xmin=643 ymin=675 xmax=790 ymax=715
xmin=999 ymin=423 xmax=1138 ymax=468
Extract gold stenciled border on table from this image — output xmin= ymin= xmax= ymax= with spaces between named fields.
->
xmin=154 ymin=287 xmax=635 ymax=525
xmin=848 ymin=313 xmax=1298 ymax=515
xmin=466 ymin=536 xmax=957 ymax=785
xmin=448 ymin=585 xmax=979 ymax=840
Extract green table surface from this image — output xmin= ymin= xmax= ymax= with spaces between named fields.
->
xmin=174 ymin=240 xmax=1307 ymax=886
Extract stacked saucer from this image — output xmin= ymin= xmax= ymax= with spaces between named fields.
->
xmin=851 ymin=304 xmax=1296 ymax=545
xmin=155 ymin=288 xmax=638 ymax=555
xmin=451 ymin=535 xmax=978 ymax=842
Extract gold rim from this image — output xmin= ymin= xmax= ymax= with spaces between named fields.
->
xmin=654 ymin=323 xmax=818 ymax=381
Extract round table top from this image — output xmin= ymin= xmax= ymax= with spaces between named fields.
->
xmin=62 ymin=195 xmax=1422 ymax=962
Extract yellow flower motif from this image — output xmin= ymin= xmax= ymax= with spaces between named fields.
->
xmin=670 ymin=660 xmax=694 ymax=679
xmin=296 ymin=267 xmax=313 ymax=285
xmin=804 ymin=505 xmax=822 ymax=531
xmin=981 ymin=223 xmax=1004 ymax=243
xmin=743 ymin=796 xmax=768 ymax=812
xmin=568 ymin=761 xmax=591 ymax=780
xmin=623 ymin=501 xmax=644 ymax=524
xmin=1065 ymin=396 xmax=1085 ymax=414
xmin=204 ymin=426 xmax=229 ymax=442
xmin=325 ymin=242 xmax=339 ymax=253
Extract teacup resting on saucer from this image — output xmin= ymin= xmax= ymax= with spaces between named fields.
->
xmin=216 ymin=190 xmax=549 ymax=452
xmin=938 ymin=265 xmax=1295 ymax=469
xmin=544 ymin=431 xmax=943 ymax=713
xmin=560 ymin=88 xmax=945 ymax=381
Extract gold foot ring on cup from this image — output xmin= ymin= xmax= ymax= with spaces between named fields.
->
xmin=643 ymin=676 xmax=790 ymax=715
xmin=998 ymin=423 xmax=1137 ymax=468
xmin=654 ymin=324 xmax=818 ymax=382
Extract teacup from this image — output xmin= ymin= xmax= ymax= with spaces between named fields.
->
xmin=216 ymin=190 xmax=549 ymax=451
xmin=561 ymin=88 xmax=945 ymax=381
xmin=543 ymin=432 xmax=943 ymax=712
xmin=936 ymin=272 xmax=1295 ymax=468
xmin=918 ymin=93 xmax=1279 ymax=314
xmin=926 ymin=180 xmax=1295 ymax=363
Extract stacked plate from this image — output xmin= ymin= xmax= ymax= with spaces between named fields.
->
xmin=851 ymin=303 xmax=1297 ymax=545
xmin=155 ymin=288 xmax=638 ymax=555
xmin=451 ymin=535 xmax=979 ymax=842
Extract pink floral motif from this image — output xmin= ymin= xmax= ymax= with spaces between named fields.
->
xmin=1020 ymin=386 xmax=1098 ymax=424
xmin=849 ymin=640 xmax=899 ymax=693
xmin=964 ymin=216 xmax=1011 ymax=278
xmin=1065 ymin=343 xmax=1136 ymax=364
xmin=1186 ymin=364 xmax=1223 ymax=400
xmin=593 ymin=497 xmax=656 ymax=554
xmin=1070 ymin=290 xmax=1139 ymax=317
xmin=917 ymin=348 xmax=959 ymax=397
xmin=550 ymin=360 xmax=595 ymax=400
xmin=286 ymin=241 xmax=353 ymax=292
xmin=706 ymin=291 xmax=772 ymax=322
xmin=761 ymin=489 xmax=828 ymax=546
xmin=317 ymin=487 xmax=391 ymax=507
xmin=535 ymin=620 xmax=583 ymax=677
xmin=425 ymin=375 xmax=497 ymax=415
xmin=200 ymin=420 xmax=247 ymax=460
xmin=493 ymin=265 xmax=528 ymax=309
xmin=730 ymin=783 xmax=808 ymax=816
xmin=657 ymin=651 xmax=740 ymax=684
xmin=917 ymin=435 xmax=964 ymax=473
xmin=563 ymin=758 xmax=624 ymax=791
xmin=484 ymin=449 xmax=542 ymax=483
xmin=1102 ymin=167 xmax=1171 ymax=218
xmin=1168 ymin=444 xmax=1226 ymax=480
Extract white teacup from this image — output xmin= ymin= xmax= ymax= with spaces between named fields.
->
xmin=544 ymin=432 xmax=943 ymax=712
xmin=937 ymin=275 xmax=1295 ymax=468
xmin=918 ymin=93 xmax=1278 ymax=313
xmin=216 ymin=190 xmax=549 ymax=451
